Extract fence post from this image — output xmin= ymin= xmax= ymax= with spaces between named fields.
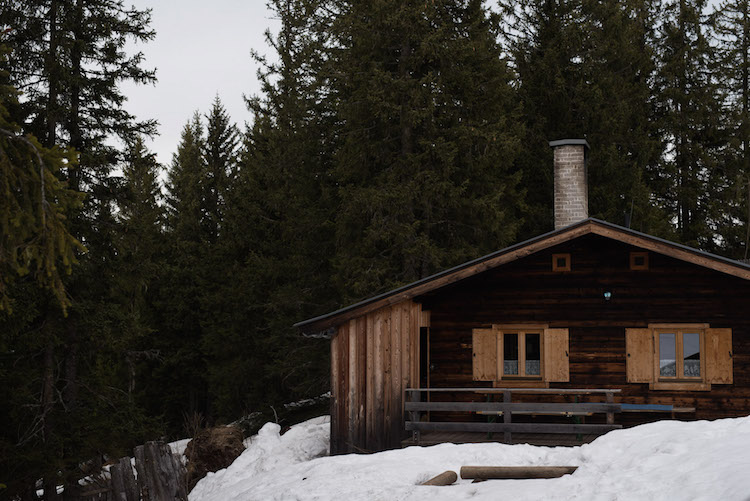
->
xmin=134 ymin=442 xmax=188 ymax=501
xmin=408 ymin=390 xmax=421 ymax=443
xmin=110 ymin=456 xmax=138 ymax=501
xmin=503 ymin=390 xmax=512 ymax=444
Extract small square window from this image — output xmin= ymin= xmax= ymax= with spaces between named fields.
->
xmin=630 ymin=252 xmax=649 ymax=270
xmin=552 ymin=253 xmax=571 ymax=272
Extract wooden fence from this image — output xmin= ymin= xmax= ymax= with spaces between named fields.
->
xmin=73 ymin=441 xmax=187 ymax=501
xmin=404 ymin=387 xmax=623 ymax=445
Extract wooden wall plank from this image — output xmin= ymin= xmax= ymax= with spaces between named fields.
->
xmin=329 ymin=328 xmax=340 ymax=455
xmin=339 ymin=322 xmax=349 ymax=453
xmin=373 ymin=309 xmax=384 ymax=451
xmin=412 ymin=302 xmax=421 ymax=388
xmin=357 ymin=316 xmax=367 ymax=449
xmin=382 ymin=307 xmax=392 ymax=448
xmin=402 ymin=302 xmax=411 ymax=394
xmin=365 ymin=312 xmax=375 ymax=450
xmin=391 ymin=305 xmax=403 ymax=446
xmin=347 ymin=319 xmax=357 ymax=452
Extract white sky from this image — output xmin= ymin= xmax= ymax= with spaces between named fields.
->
xmin=122 ymin=1 xmax=724 ymax=169
xmin=121 ymin=0 xmax=279 ymax=167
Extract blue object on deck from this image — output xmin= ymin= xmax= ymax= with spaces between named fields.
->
xmin=621 ymin=404 xmax=673 ymax=411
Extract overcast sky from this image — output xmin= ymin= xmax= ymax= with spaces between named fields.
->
xmin=123 ymin=1 xmax=725 ymax=169
xmin=121 ymin=0 xmax=279 ymax=167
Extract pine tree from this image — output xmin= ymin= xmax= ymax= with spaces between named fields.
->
xmin=157 ymin=114 xmax=210 ymax=429
xmin=202 ymin=96 xmax=239 ymax=242
xmin=0 ymin=2 xmax=158 ymax=496
xmin=0 ymin=45 xmax=83 ymax=313
xmin=503 ymin=0 xmax=669 ymax=237
xmin=653 ymin=0 xmax=725 ymax=249
xmin=713 ymin=0 xmax=750 ymax=258
xmin=114 ymin=137 xmax=164 ymax=402
xmin=204 ymin=0 xmax=338 ymax=418
xmin=328 ymin=0 xmax=524 ymax=300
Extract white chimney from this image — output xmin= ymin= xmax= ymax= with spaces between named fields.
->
xmin=549 ymin=139 xmax=590 ymax=230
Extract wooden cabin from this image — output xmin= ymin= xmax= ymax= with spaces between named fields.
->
xmin=295 ymin=140 xmax=750 ymax=455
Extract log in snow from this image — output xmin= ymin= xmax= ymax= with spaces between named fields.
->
xmin=460 ymin=466 xmax=578 ymax=480
xmin=421 ymin=471 xmax=458 ymax=486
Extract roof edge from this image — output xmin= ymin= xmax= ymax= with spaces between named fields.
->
xmin=295 ymin=218 xmax=750 ymax=333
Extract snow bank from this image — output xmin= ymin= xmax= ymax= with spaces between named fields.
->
xmin=190 ymin=416 xmax=330 ymax=501
xmin=190 ymin=415 xmax=750 ymax=501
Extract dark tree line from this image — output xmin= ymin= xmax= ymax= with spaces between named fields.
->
xmin=2 ymin=0 xmax=750 ymax=498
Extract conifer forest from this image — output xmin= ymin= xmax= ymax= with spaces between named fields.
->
xmin=2 ymin=0 xmax=750 ymax=497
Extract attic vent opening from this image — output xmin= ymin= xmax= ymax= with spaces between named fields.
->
xmin=552 ymin=253 xmax=571 ymax=272
xmin=630 ymin=252 xmax=649 ymax=270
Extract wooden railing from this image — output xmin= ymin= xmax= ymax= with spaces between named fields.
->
xmin=404 ymin=388 xmax=622 ymax=444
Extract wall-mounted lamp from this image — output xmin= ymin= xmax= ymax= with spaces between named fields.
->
xmin=603 ymin=291 xmax=612 ymax=301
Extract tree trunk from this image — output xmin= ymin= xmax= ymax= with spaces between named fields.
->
xmin=134 ymin=442 xmax=188 ymax=501
xmin=111 ymin=457 xmax=139 ymax=501
xmin=45 ymin=0 xmax=59 ymax=148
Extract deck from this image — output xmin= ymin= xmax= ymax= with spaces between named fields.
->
xmin=400 ymin=387 xmax=694 ymax=448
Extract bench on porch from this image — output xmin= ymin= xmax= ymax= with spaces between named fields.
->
xmin=404 ymin=388 xmax=623 ymax=446
xmin=620 ymin=403 xmax=696 ymax=418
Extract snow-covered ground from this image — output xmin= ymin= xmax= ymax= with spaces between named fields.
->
xmin=190 ymin=415 xmax=750 ymax=501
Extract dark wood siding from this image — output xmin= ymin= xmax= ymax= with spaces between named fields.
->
xmin=420 ymin=234 xmax=750 ymax=424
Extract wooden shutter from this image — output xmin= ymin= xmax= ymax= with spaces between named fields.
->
xmin=625 ymin=328 xmax=653 ymax=383
xmin=705 ymin=328 xmax=733 ymax=384
xmin=472 ymin=328 xmax=497 ymax=381
xmin=543 ymin=328 xmax=569 ymax=382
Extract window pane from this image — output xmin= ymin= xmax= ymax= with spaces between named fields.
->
xmin=525 ymin=333 xmax=541 ymax=376
xmin=683 ymin=332 xmax=701 ymax=377
xmin=504 ymin=333 xmax=518 ymax=375
xmin=659 ymin=333 xmax=677 ymax=377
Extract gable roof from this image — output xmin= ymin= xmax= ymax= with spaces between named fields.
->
xmin=295 ymin=218 xmax=750 ymax=334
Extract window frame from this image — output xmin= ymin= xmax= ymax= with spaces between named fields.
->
xmin=629 ymin=251 xmax=649 ymax=270
xmin=552 ymin=253 xmax=571 ymax=272
xmin=650 ymin=323 xmax=709 ymax=390
xmin=496 ymin=325 xmax=546 ymax=381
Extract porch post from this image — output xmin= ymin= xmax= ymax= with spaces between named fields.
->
xmin=408 ymin=390 xmax=421 ymax=443
xmin=503 ymin=390 xmax=512 ymax=443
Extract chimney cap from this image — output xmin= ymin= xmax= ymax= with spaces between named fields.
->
xmin=549 ymin=138 xmax=590 ymax=149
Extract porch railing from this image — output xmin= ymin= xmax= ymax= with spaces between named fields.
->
xmin=404 ymin=387 xmax=622 ymax=444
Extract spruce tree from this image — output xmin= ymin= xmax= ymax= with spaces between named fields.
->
xmin=652 ymin=0 xmax=725 ymax=249
xmin=503 ymin=0 xmax=669 ymax=237
xmin=206 ymin=0 xmax=337 ymax=418
xmin=158 ymin=114 xmax=210 ymax=429
xmin=202 ymin=96 xmax=239 ymax=242
xmin=713 ymin=0 xmax=750 ymax=258
xmin=328 ymin=0 xmax=524 ymax=300
xmin=0 ymin=2 xmax=158 ymax=496
xmin=0 ymin=45 xmax=83 ymax=313
xmin=114 ymin=138 xmax=164 ymax=402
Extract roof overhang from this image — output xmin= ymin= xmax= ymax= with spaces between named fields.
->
xmin=295 ymin=218 xmax=750 ymax=335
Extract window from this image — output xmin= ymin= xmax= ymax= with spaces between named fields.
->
xmin=656 ymin=329 xmax=702 ymax=379
xmin=552 ymin=253 xmax=571 ymax=272
xmin=630 ymin=251 xmax=649 ymax=270
xmin=502 ymin=330 xmax=541 ymax=378
xmin=472 ymin=325 xmax=569 ymax=385
xmin=625 ymin=324 xmax=733 ymax=390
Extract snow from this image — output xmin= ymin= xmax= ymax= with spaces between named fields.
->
xmin=190 ymin=415 xmax=750 ymax=501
